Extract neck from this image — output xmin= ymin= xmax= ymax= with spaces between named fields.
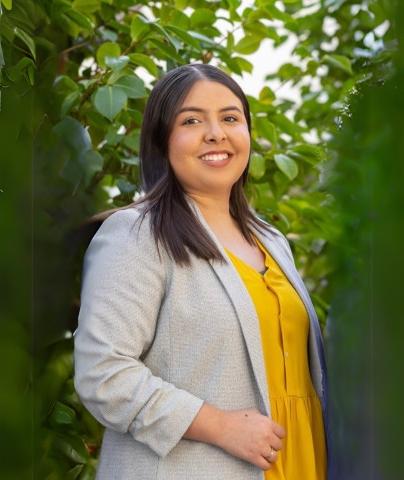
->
xmin=185 ymin=191 xmax=237 ymax=231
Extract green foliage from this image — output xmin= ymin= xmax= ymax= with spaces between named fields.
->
xmin=0 ymin=0 xmax=396 ymax=477
xmin=326 ymin=52 xmax=404 ymax=478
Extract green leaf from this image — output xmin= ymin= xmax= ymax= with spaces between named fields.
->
xmin=96 ymin=42 xmax=121 ymax=68
xmin=117 ymin=179 xmax=136 ymax=195
xmin=287 ymin=144 xmax=326 ymax=166
xmin=274 ymin=153 xmax=298 ymax=180
xmin=264 ymin=4 xmax=295 ymax=23
xmin=61 ymin=90 xmax=80 ymax=116
xmin=187 ymin=31 xmax=217 ymax=47
xmin=80 ymin=150 xmax=104 ymax=186
xmin=190 ymin=8 xmax=216 ymax=28
xmin=227 ymin=32 xmax=235 ymax=50
xmin=147 ymin=38 xmax=186 ymax=63
xmin=54 ymin=433 xmax=89 ymax=463
xmin=271 ymin=113 xmax=305 ymax=138
xmin=64 ymin=8 xmax=94 ymax=30
xmin=234 ymin=35 xmax=261 ymax=54
xmin=76 ymin=464 xmax=96 ymax=480
xmin=149 ymin=22 xmax=182 ymax=52
xmin=2 ymin=0 xmax=12 ymax=10
xmin=105 ymin=55 xmax=130 ymax=71
xmin=165 ymin=25 xmax=202 ymax=51
xmin=255 ymin=117 xmax=278 ymax=144
xmin=130 ymin=15 xmax=151 ymax=42
xmin=65 ymin=464 xmax=84 ymax=480
xmin=218 ymin=51 xmax=242 ymax=75
xmin=174 ymin=0 xmax=187 ymax=8
xmin=66 ymin=464 xmax=84 ymax=480
xmin=86 ymin=109 xmax=110 ymax=129
xmin=253 ymin=182 xmax=277 ymax=211
xmin=6 ymin=57 xmax=36 ymax=83
xmin=0 ymin=39 xmax=4 ymax=69
xmin=99 ymin=26 xmax=118 ymax=42
xmin=50 ymin=401 xmax=76 ymax=426
xmin=277 ymin=62 xmax=302 ymax=81
xmin=227 ymin=0 xmax=241 ymax=11
xmin=53 ymin=117 xmax=92 ymax=154
xmin=159 ymin=6 xmax=190 ymax=29
xmin=249 ymin=153 xmax=266 ymax=179
xmin=26 ymin=63 xmax=35 ymax=85
xmin=113 ymin=75 xmax=146 ymax=99
xmin=244 ymin=21 xmax=280 ymax=42
xmin=54 ymin=75 xmax=79 ymax=95
xmin=121 ymin=156 xmax=139 ymax=166
xmin=322 ymin=54 xmax=353 ymax=75
xmin=235 ymin=56 xmax=253 ymax=74
xmin=93 ymin=86 xmax=127 ymax=120
xmin=72 ymin=0 xmax=100 ymax=14
xmin=128 ymin=53 xmax=158 ymax=76
xmin=128 ymin=108 xmax=143 ymax=125
xmin=105 ymin=126 xmax=123 ymax=146
xmin=259 ymin=86 xmax=275 ymax=104
xmin=13 ymin=27 xmax=36 ymax=60
xmin=123 ymin=130 xmax=140 ymax=151
xmin=294 ymin=44 xmax=311 ymax=58
xmin=107 ymin=68 xmax=131 ymax=85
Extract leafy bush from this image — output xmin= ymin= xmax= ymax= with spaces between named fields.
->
xmin=0 ymin=0 xmax=396 ymax=477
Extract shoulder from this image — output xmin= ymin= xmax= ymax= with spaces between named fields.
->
xmin=94 ymin=205 xmax=153 ymax=243
xmin=85 ymin=205 xmax=162 ymax=265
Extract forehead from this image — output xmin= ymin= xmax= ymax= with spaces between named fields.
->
xmin=178 ymin=80 xmax=243 ymax=111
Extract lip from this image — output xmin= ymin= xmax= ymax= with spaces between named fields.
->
xmin=199 ymin=152 xmax=233 ymax=168
xmin=198 ymin=150 xmax=233 ymax=158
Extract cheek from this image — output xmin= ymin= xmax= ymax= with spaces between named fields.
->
xmin=234 ymin=125 xmax=250 ymax=150
xmin=168 ymin=133 xmax=197 ymax=178
xmin=170 ymin=128 xmax=197 ymax=148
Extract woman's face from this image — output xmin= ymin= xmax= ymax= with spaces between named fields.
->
xmin=167 ymin=80 xmax=251 ymax=197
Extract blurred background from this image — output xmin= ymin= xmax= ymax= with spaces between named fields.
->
xmin=0 ymin=0 xmax=402 ymax=478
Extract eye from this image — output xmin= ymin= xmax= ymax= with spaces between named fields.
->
xmin=182 ymin=117 xmax=200 ymax=125
xmin=181 ymin=115 xmax=239 ymax=125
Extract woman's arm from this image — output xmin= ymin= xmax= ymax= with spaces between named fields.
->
xmin=183 ymin=402 xmax=225 ymax=444
xmin=73 ymin=209 xmax=204 ymax=458
xmin=184 ymin=403 xmax=286 ymax=471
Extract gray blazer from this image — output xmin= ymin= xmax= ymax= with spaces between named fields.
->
xmin=73 ymin=195 xmax=330 ymax=480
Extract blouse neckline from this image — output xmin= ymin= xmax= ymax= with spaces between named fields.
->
xmin=224 ymin=236 xmax=271 ymax=278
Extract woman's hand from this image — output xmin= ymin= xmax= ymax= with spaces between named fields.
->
xmin=215 ymin=408 xmax=286 ymax=471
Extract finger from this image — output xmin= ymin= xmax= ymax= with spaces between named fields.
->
xmin=270 ymin=437 xmax=283 ymax=451
xmin=264 ymin=449 xmax=278 ymax=463
xmin=273 ymin=422 xmax=286 ymax=439
xmin=257 ymin=457 xmax=273 ymax=471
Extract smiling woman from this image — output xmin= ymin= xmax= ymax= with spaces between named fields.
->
xmin=168 ymin=80 xmax=250 ymax=190
xmin=73 ymin=63 xmax=330 ymax=480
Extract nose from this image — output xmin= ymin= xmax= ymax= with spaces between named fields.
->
xmin=204 ymin=120 xmax=226 ymax=143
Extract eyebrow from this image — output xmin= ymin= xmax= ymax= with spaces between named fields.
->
xmin=176 ymin=106 xmax=243 ymax=115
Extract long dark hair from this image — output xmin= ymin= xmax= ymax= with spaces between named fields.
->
xmin=107 ymin=63 xmax=274 ymax=265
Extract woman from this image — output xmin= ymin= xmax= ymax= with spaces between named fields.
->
xmin=74 ymin=63 xmax=330 ymax=480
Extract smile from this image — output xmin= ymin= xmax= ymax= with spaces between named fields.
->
xmin=199 ymin=153 xmax=233 ymax=167
xmin=200 ymin=153 xmax=230 ymax=161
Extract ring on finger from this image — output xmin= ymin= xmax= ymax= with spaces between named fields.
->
xmin=265 ymin=447 xmax=276 ymax=462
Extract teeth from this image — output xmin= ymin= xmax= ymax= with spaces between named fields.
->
xmin=200 ymin=153 xmax=230 ymax=162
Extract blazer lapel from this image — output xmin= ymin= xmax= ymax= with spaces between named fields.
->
xmin=185 ymin=196 xmax=271 ymax=417
xmin=184 ymin=195 xmax=327 ymax=415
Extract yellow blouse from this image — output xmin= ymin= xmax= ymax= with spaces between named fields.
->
xmin=224 ymin=236 xmax=327 ymax=480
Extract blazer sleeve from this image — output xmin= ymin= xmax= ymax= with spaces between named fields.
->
xmin=73 ymin=208 xmax=204 ymax=458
